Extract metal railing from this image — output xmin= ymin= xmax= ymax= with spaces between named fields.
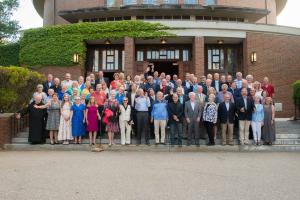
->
xmin=10 ymin=113 xmax=29 ymax=137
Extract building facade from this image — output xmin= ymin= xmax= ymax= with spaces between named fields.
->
xmin=32 ymin=0 xmax=300 ymax=118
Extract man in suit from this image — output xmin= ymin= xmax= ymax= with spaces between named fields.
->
xmin=195 ymin=85 xmax=206 ymax=108
xmin=158 ymin=79 xmax=172 ymax=96
xmin=43 ymin=74 xmax=54 ymax=95
xmin=236 ymin=88 xmax=255 ymax=145
xmin=212 ymin=73 xmax=221 ymax=93
xmin=168 ymin=94 xmax=184 ymax=146
xmin=95 ymin=71 xmax=109 ymax=88
xmin=184 ymin=92 xmax=202 ymax=146
xmin=218 ymin=93 xmax=236 ymax=145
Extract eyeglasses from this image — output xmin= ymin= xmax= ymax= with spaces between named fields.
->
xmin=123 ymin=100 xmax=128 ymax=101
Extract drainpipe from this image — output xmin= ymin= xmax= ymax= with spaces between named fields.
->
xmin=265 ymin=0 xmax=268 ymax=24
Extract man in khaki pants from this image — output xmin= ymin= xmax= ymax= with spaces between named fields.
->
xmin=151 ymin=92 xmax=169 ymax=144
xmin=218 ymin=94 xmax=236 ymax=145
xmin=236 ymin=88 xmax=255 ymax=145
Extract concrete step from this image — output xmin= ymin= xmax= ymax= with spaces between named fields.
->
xmin=276 ymin=134 xmax=300 ymax=139
xmin=274 ymin=139 xmax=300 ymax=145
xmin=4 ymin=143 xmax=300 ymax=152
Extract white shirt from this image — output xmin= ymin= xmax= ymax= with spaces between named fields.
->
xmin=191 ymin=101 xmax=195 ymax=111
xmin=225 ymin=101 xmax=230 ymax=111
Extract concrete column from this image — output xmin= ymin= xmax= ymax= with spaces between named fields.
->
xmin=43 ymin=0 xmax=55 ymax=26
xmin=124 ymin=37 xmax=135 ymax=76
xmin=192 ymin=36 xmax=205 ymax=77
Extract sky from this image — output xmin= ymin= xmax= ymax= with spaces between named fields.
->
xmin=12 ymin=0 xmax=300 ymax=30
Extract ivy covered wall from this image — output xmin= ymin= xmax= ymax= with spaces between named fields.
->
xmin=20 ymin=21 xmax=173 ymax=67
xmin=0 ymin=43 xmax=20 ymax=66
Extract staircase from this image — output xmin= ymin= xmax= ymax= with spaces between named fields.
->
xmin=4 ymin=120 xmax=300 ymax=152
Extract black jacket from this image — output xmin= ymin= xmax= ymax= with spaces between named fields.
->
xmin=168 ymin=101 xmax=184 ymax=123
xmin=95 ymin=77 xmax=110 ymax=88
xmin=43 ymin=81 xmax=54 ymax=94
xmin=218 ymin=101 xmax=236 ymax=124
xmin=236 ymin=96 xmax=255 ymax=120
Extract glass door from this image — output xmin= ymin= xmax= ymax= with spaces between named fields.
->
xmin=205 ymin=45 xmax=242 ymax=76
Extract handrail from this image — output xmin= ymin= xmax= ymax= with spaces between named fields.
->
xmin=11 ymin=113 xmax=29 ymax=137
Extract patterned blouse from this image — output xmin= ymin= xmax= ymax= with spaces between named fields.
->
xmin=203 ymin=102 xmax=218 ymax=124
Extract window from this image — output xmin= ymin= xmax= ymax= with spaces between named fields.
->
xmin=145 ymin=49 xmax=181 ymax=60
xmin=164 ymin=0 xmax=178 ymax=4
xmin=93 ymin=50 xmax=99 ymax=72
xmin=207 ymin=48 xmax=224 ymax=70
xmin=184 ymin=0 xmax=198 ymax=4
xmin=205 ymin=0 xmax=216 ymax=6
xmin=123 ymin=0 xmax=137 ymax=5
xmin=106 ymin=0 xmax=115 ymax=7
xmin=137 ymin=51 xmax=144 ymax=61
xmin=183 ymin=49 xmax=189 ymax=61
xmin=143 ymin=0 xmax=156 ymax=4
xmin=102 ymin=48 xmax=119 ymax=70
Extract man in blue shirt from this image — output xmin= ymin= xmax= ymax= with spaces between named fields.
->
xmin=135 ymin=89 xmax=151 ymax=145
xmin=151 ymin=91 xmax=168 ymax=145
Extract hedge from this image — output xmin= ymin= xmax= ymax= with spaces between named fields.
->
xmin=19 ymin=21 xmax=174 ymax=67
xmin=0 ymin=66 xmax=45 ymax=112
xmin=0 ymin=43 xmax=20 ymax=66
xmin=293 ymin=80 xmax=300 ymax=111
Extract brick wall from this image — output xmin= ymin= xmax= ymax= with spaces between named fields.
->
xmin=245 ymin=32 xmax=300 ymax=117
xmin=35 ymin=65 xmax=83 ymax=81
xmin=124 ymin=37 xmax=136 ymax=77
xmin=0 ymin=114 xmax=13 ymax=149
xmin=192 ymin=36 xmax=205 ymax=77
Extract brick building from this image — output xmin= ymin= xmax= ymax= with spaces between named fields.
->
xmin=32 ymin=0 xmax=300 ymax=117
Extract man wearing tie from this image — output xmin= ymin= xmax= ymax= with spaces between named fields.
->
xmin=184 ymin=92 xmax=202 ymax=146
xmin=212 ymin=73 xmax=221 ymax=93
xmin=236 ymin=88 xmax=255 ymax=145
xmin=218 ymin=93 xmax=236 ymax=145
xmin=43 ymin=74 xmax=54 ymax=95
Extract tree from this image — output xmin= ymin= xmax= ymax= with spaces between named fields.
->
xmin=0 ymin=0 xmax=20 ymax=43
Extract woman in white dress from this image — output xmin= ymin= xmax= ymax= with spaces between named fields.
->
xmin=58 ymin=93 xmax=72 ymax=144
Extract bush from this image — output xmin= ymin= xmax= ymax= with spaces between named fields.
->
xmin=293 ymin=80 xmax=300 ymax=112
xmin=0 ymin=66 xmax=45 ymax=112
xmin=0 ymin=43 xmax=20 ymax=66
xmin=19 ymin=21 xmax=174 ymax=67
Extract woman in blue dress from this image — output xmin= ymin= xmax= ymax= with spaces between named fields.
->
xmin=71 ymin=96 xmax=86 ymax=144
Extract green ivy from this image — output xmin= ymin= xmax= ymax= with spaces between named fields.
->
xmin=0 ymin=43 xmax=20 ymax=66
xmin=20 ymin=21 xmax=174 ymax=67
xmin=293 ymin=80 xmax=300 ymax=111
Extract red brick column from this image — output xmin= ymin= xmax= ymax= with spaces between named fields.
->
xmin=192 ymin=36 xmax=205 ymax=77
xmin=124 ymin=37 xmax=135 ymax=77
xmin=0 ymin=113 xmax=13 ymax=149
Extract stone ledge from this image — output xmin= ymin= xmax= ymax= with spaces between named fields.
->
xmin=3 ymin=144 xmax=300 ymax=152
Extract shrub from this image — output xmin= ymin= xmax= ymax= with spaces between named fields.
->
xmin=293 ymin=80 xmax=300 ymax=112
xmin=0 ymin=43 xmax=20 ymax=66
xmin=19 ymin=21 xmax=174 ymax=67
xmin=0 ymin=66 xmax=45 ymax=112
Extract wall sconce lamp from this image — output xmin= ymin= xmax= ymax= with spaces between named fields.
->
xmin=73 ymin=53 xmax=79 ymax=63
xmin=161 ymin=38 xmax=167 ymax=44
xmin=251 ymin=51 xmax=257 ymax=63
xmin=104 ymin=39 xmax=111 ymax=45
xmin=217 ymin=40 xmax=224 ymax=44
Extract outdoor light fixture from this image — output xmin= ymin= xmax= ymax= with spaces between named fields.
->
xmin=217 ymin=40 xmax=224 ymax=44
xmin=161 ymin=38 xmax=167 ymax=44
xmin=104 ymin=39 xmax=111 ymax=45
xmin=172 ymin=62 xmax=179 ymax=66
xmin=251 ymin=51 xmax=257 ymax=63
xmin=73 ymin=53 xmax=79 ymax=63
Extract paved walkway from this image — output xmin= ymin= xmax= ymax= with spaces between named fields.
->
xmin=0 ymin=151 xmax=300 ymax=200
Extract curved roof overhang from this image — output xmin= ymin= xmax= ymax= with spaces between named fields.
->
xmin=32 ymin=0 xmax=45 ymax=18
xmin=33 ymin=0 xmax=287 ymax=19
xmin=276 ymin=0 xmax=287 ymax=15
xmin=58 ymin=4 xmax=270 ymax=23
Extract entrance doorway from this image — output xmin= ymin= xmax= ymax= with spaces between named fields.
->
xmin=152 ymin=61 xmax=179 ymax=76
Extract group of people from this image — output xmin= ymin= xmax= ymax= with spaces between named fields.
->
xmin=17 ymin=67 xmax=276 ymax=147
